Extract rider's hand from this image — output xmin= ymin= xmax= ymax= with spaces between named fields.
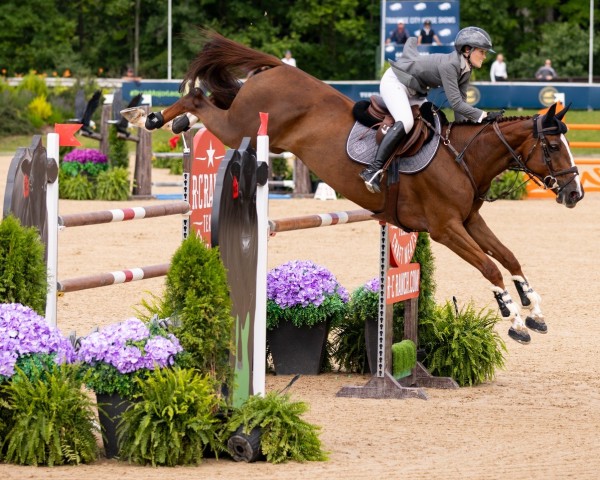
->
xmin=484 ymin=110 xmax=504 ymax=122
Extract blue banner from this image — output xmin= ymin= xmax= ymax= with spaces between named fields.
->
xmin=383 ymin=1 xmax=460 ymax=62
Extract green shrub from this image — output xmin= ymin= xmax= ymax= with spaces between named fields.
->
xmin=330 ymin=281 xmax=378 ymax=374
xmin=137 ymin=234 xmax=234 ymax=391
xmin=58 ymin=170 xmax=95 ymax=200
xmin=225 ymin=391 xmax=328 ymax=464
xmin=107 ymin=125 xmax=130 ymax=169
xmin=16 ymin=73 xmax=48 ymax=98
xmin=0 ymin=216 xmax=47 ymax=314
xmin=420 ymin=300 xmax=507 ymax=386
xmin=117 ymin=368 xmax=223 ymax=466
xmin=487 ymin=171 xmax=528 ymax=200
xmin=0 ymin=89 xmax=35 ymax=135
xmin=94 ymin=167 xmax=131 ymax=201
xmin=1 ymin=364 xmax=99 ymax=466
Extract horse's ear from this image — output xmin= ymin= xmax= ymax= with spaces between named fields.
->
xmin=545 ymin=103 xmax=557 ymax=118
xmin=555 ymin=102 xmax=572 ymax=121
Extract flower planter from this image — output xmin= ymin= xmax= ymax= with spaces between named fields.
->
xmin=364 ymin=316 xmax=379 ymax=374
xmin=96 ymin=393 xmax=133 ymax=458
xmin=267 ymin=321 xmax=329 ymax=375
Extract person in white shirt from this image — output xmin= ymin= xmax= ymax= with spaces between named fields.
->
xmin=281 ymin=50 xmax=297 ymax=67
xmin=490 ymin=53 xmax=507 ymax=82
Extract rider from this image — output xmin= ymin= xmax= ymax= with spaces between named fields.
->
xmin=360 ymin=26 xmax=504 ymax=193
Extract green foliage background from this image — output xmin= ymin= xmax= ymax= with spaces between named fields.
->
xmin=0 ymin=1 xmax=597 ymax=81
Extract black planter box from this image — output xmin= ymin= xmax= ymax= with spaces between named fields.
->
xmin=96 ymin=393 xmax=132 ymax=459
xmin=267 ymin=321 xmax=329 ymax=375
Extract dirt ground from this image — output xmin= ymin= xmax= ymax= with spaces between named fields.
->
xmin=1 ymin=152 xmax=600 ymax=479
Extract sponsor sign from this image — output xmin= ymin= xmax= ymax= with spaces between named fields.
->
xmin=190 ymin=128 xmax=226 ymax=245
xmin=387 ymin=225 xmax=420 ymax=303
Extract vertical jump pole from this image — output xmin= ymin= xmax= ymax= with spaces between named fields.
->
xmin=45 ymin=133 xmax=59 ymax=326
xmin=254 ymin=112 xmax=269 ymax=397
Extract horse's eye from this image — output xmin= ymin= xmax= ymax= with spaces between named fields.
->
xmin=549 ymin=143 xmax=560 ymax=151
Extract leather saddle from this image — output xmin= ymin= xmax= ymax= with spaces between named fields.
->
xmin=352 ymin=96 xmax=435 ymax=158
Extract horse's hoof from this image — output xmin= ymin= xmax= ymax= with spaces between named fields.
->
xmin=508 ymin=327 xmax=531 ymax=344
xmin=525 ymin=316 xmax=548 ymax=334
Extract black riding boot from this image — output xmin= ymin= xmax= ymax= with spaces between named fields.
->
xmin=360 ymin=121 xmax=407 ymax=193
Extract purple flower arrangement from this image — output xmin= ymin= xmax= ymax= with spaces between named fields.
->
xmin=266 ymin=260 xmax=349 ymax=329
xmin=61 ymin=148 xmax=109 ymax=178
xmin=76 ymin=317 xmax=182 ymax=398
xmin=0 ymin=303 xmax=75 ymax=379
xmin=63 ymin=148 xmax=108 ymax=164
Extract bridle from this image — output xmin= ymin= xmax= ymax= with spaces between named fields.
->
xmin=435 ymin=114 xmax=580 ymax=202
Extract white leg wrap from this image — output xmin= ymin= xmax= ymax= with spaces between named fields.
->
xmin=491 ymin=286 xmax=525 ymax=329
xmin=511 ymin=275 xmax=544 ymax=320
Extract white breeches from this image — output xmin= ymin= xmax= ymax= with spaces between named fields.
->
xmin=380 ymin=67 xmax=426 ymax=133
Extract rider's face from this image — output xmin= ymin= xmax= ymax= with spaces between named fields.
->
xmin=470 ymin=48 xmax=488 ymax=69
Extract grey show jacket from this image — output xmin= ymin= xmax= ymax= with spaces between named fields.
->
xmin=389 ymin=38 xmax=484 ymax=122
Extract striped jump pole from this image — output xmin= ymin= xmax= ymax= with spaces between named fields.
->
xmin=268 ymin=209 xmax=375 ymax=234
xmin=57 ymin=264 xmax=170 ymax=293
xmin=58 ymin=201 xmax=190 ymax=228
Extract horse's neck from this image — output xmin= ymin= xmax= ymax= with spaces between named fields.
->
xmin=450 ymin=120 xmax=530 ymax=181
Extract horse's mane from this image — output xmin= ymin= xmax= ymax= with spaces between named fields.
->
xmin=452 ymin=115 xmax=533 ymax=127
xmin=181 ymin=29 xmax=283 ymax=109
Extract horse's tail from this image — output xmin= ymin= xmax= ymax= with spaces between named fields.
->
xmin=182 ymin=29 xmax=283 ymax=109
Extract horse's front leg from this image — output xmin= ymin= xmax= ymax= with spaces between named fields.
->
xmin=465 ymin=212 xmax=547 ymax=335
xmin=430 ymin=220 xmax=531 ymax=344
xmin=120 ymin=88 xmax=203 ymax=133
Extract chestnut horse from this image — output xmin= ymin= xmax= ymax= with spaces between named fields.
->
xmin=122 ymin=31 xmax=584 ymax=344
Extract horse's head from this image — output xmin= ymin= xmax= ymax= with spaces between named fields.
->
xmin=525 ymin=103 xmax=584 ymax=208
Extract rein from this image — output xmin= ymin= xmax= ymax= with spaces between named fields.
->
xmin=423 ymin=114 xmax=579 ymax=202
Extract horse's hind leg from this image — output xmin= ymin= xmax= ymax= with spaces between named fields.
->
xmin=465 ymin=213 xmax=547 ymax=334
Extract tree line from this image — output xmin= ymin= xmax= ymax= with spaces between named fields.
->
xmin=0 ymin=0 xmax=598 ymax=82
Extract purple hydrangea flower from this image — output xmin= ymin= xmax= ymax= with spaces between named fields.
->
xmin=364 ymin=278 xmax=380 ymax=293
xmin=0 ymin=303 xmax=75 ymax=378
xmin=76 ymin=317 xmax=182 ymax=374
xmin=267 ymin=260 xmax=349 ymax=309
xmin=63 ymin=148 xmax=108 ymax=164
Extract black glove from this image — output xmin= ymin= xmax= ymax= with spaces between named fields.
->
xmin=484 ymin=110 xmax=505 ymax=122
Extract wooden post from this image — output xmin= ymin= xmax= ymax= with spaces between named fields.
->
xmin=132 ymin=106 xmax=152 ymax=197
xmin=99 ymin=104 xmax=111 ymax=156
xmin=294 ymin=157 xmax=311 ymax=195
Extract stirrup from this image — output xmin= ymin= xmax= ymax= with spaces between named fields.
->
xmin=361 ymin=169 xmax=383 ymax=193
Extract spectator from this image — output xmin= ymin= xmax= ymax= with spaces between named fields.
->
xmin=281 ymin=50 xmax=297 ymax=67
xmin=122 ymin=66 xmax=142 ymax=82
xmin=535 ymin=59 xmax=557 ymax=81
xmin=490 ymin=53 xmax=508 ymax=82
xmin=417 ymin=20 xmax=441 ymax=46
xmin=386 ymin=21 xmax=410 ymax=45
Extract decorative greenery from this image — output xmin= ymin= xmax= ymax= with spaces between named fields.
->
xmin=266 ymin=260 xmax=349 ymax=329
xmin=0 ymin=216 xmax=48 ymax=314
xmin=117 ymin=367 xmax=224 ymax=466
xmin=107 ymin=125 xmax=129 ymax=169
xmin=391 ymin=339 xmax=416 ymax=379
xmin=94 ymin=167 xmax=131 ymax=201
xmin=487 ymin=171 xmax=528 ymax=200
xmin=0 ymin=303 xmax=75 ymax=379
xmin=58 ymin=169 xmax=95 ymax=200
xmin=138 ymin=234 xmax=234 ymax=391
xmin=225 ymin=391 xmax=328 ymax=464
xmin=420 ymin=300 xmax=507 ymax=387
xmin=1 ymin=363 xmax=99 ymax=466
xmin=76 ymin=317 xmax=183 ymax=399
xmin=330 ymin=278 xmax=378 ymax=374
